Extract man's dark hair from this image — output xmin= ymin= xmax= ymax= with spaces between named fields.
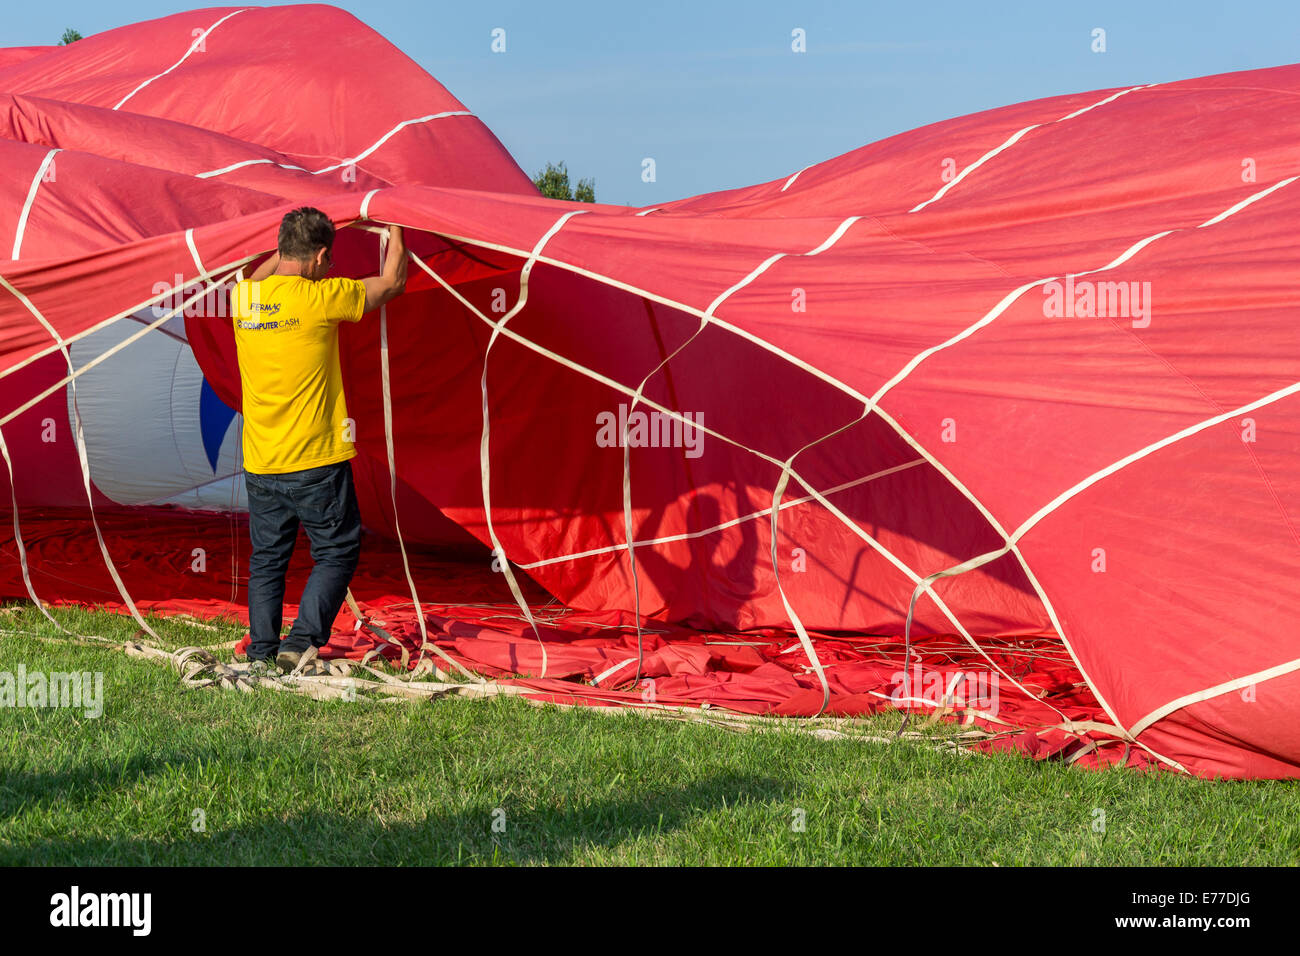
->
xmin=278 ymin=206 xmax=335 ymax=259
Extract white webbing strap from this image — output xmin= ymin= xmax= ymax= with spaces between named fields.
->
xmin=908 ymin=85 xmax=1152 ymax=213
xmin=372 ymin=228 xmax=478 ymax=681
xmin=0 ymin=261 xmax=250 ymax=642
xmin=405 ymin=234 xmax=1045 ymax=723
xmin=112 ymin=8 xmax=247 ymax=111
xmin=898 ymin=545 xmax=1075 ymax=733
xmin=402 ymin=251 xmax=561 ymax=675
xmin=404 ymin=245 xmax=978 ymax=701
xmin=0 ymin=424 xmax=67 ymax=633
xmin=66 ymin=370 xmax=160 ymax=636
xmin=0 ymin=264 xmax=244 ymax=642
xmin=524 ymin=459 xmax=924 ymax=570
xmin=0 ymin=252 xmax=255 ymax=397
xmin=0 ymin=263 xmax=255 ymax=434
xmin=768 ymin=463 xmax=831 ymax=714
xmin=616 ymin=307 xmax=714 ymax=685
xmin=389 ymin=188 xmax=1285 ymax=768
xmin=12 ymin=149 xmax=60 ymax=261
xmin=619 ymin=440 xmax=646 ymax=684
xmin=617 ymin=219 xmax=860 ymax=697
xmin=474 ymin=210 xmax=588 ymax=677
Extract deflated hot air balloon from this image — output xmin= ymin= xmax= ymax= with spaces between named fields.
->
xmin=2 ymin=5 xmax=1299 ymax=779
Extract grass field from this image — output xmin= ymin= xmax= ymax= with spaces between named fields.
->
xmin=0 ymin=600 xmax=1295 ymax=866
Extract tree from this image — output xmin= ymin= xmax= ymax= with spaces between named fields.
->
xmin=59 ymin=28 xmax=83 ymax=45
xmin=533 ymin=161 xmax=595 ymax=203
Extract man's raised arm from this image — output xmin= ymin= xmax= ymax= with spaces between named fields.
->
xmin=361 ymin=226 xmax=407 ymax=313
xmin=248 ymin=251 xmax=280 ymax=281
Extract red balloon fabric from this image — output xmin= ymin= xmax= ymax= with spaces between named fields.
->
xmin=2 ymin=5 xmax=1299 ymax=779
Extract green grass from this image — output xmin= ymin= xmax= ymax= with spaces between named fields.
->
xmin=0 ymin=601 xmax=1295 ymax=865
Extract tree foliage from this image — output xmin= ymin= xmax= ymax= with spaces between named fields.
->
xmin=533 ymin=161 xmax=595 ymax=203
xmin=59 ymin=28 xmax=83 ymax=45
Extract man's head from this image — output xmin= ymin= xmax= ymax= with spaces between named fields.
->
xmin=277 ymin=206 xmax=335 ymax=279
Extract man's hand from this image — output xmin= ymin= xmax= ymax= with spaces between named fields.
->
xmin=249 ymin=251 xmax=280 ymax=282
xmin=361 ymin=226 xmax=407 ymax=313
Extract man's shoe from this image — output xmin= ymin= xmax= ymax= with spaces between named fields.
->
xmin=245 ymin=658 xmax=276 ymax=678
xmin=275 ymin=649 xmax=303 ymax=674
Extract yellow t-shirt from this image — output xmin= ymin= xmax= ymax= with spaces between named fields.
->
xmin=231 ymin=274 xmax=367 ymax=474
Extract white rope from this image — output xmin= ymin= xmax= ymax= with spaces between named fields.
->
xmin=403 ymin=245 xmax=1043 ymax=723
xmin=609 ymin=217 xmax=863 ymax=694
xmin=475 ymin=210 xmax=588 ymax=676
xmin=2 ymin=281 xmax=155 ymax=640
xmin=1129 ymin=653 xmax=1300 ymax=738
xmin=113 ymin=9 xmax=247 ymax=111
xmin=0 ymin=261 xmax=248 ymax=645
xmin=194 ymin=112 xmax=473 ymax=180
xmin=394 ymin=218 xmax=1214 ymax=770
xmin=1199 ymin=175 xmax=1298 ymax=227
xmin=0 ymin=261 xmax=255 ymax=429
xmin=184 ymin=228 xmax=215 ymax=285
xmin=372 ymin=230 xmax=476 ymax=680
xmin=616 ymin=235 xmax=848 ymax=690
xmin=781 ymin=163 xmax=815 ymax=192
xmin=886 ymin=173 xmax=1300 ymax=756
xmin=909 ymin=84 xmax=1152 ymax=213
xmin=0 ymin=252 xmax=257 ymax=393
xmin=359 ymin=188 xmax=380 ymax=221
xmin=374 ymin=159 xmax=1289 ymax=770
xmin=519 ymin=459 xmax=926 ymax=569
xmin=11 ymin=149 xmax=59 ymax=260
xmin=0 ymin=424 xmax=68 ymax=633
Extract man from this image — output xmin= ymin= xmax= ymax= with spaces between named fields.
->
xmin=232 ymin=206 xmax=407 ymax=672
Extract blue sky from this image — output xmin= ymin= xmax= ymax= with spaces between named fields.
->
xmin=5 ymin=1 xmax=1299 ymax=204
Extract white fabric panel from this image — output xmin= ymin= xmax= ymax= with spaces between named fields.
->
xmin=65 ymin=310 xmax=246 ymax=511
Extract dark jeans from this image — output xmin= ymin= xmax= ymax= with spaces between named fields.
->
xmin=244 ymin=460 xmax=362 ymax=661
